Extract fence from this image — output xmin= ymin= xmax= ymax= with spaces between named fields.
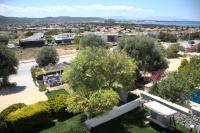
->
xmin=85 ymin=98 xmax=141 ymax=128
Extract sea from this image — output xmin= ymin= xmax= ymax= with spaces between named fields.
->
xmin=134 ymin=21 xmax=200 ymax=27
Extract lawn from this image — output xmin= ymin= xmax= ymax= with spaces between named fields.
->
xmin=36 ymin=107 xmax=191 ymax=133
xmin=45 ymin=89 xmax=69 ymax=98
xmin=91 ymin=108 xmax=191 ymax=133
xmin=38 ymin=115 xmax=89 ymax=133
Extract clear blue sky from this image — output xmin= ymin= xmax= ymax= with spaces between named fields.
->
xmin=0 ymin=0 xmax=200 ymax=20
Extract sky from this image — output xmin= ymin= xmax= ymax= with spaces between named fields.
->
xmin=0 ymin=0 xmax=200 ymax=20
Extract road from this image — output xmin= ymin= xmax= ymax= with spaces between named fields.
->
xmin=9 ymin=54 xmax=76 ymax=88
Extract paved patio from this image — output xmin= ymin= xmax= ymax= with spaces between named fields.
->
xmin=0 ymin=87 xmax=47 ymax=112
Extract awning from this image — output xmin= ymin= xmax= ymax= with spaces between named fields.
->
xmin=144 ymin=101 xmax=177 ymax=116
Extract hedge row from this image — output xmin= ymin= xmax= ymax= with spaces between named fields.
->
xmin=0 ymin=103 xmax=27 ymax=119
xmin=48 ymin=94 xmax=73 ymax=120
xmin=5 ymin=101 xmax=51 ymax=132
xmin=0 ymin=103 xmax=27 ymax=133
xmin=0 ymin=93 xmax=75 ymax=133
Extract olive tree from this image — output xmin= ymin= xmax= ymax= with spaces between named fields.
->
xmin=118 ymin=36 xmax=168 ymax=72
xmin=36 ymin=46 xmax=59 ymax=67
xmin=166 ymin=44 xmax=183 ymax=58
xmin=0 ymin=46 xmax=18 ymax=86
xmin=80 ymin=34 xmax=105 ymax=48
xmin=62 ymin=47 xmax=137 ymax=91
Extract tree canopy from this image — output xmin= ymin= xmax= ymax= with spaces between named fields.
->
xmin=152 ymin=56 xmax=200 ymax=104
xmin=158 ymin=32 xmax=178 ymax=42
xmin=166 ymin=44 xmax=183 ymax=58
xmin=118 ymin=36 xmax=168 ymax=72
xmin=0 ymin=35 xmax=9 ymax=46
xmin=0 ymin=46 xmax=18 ymax=86
xmin=62 ymin=47 xmax=137 ymax=91
xmin=36 ymin=46 xmax=59 ymax=67
xmin=66 ymin=89 xmax=119 ymax=117
xmin=80 ymin=34 xmax=105 ymax=48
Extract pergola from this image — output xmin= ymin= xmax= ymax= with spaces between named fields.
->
xmin=144 ymin=101 xmax=177 ymax=128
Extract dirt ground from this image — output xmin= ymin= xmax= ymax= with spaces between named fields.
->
xmin=12 ymin=44 xmax=77 ymax=61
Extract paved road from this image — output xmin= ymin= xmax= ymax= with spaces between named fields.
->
xmin=9 ymin=54 xmax=76 ymax=88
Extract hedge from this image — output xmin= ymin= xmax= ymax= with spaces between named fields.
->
xmin=48 ymin=94 xmax=73 ymax=120
xmin=0 ymin=115 xmax=8 ymax=133
xmin=0 ymin=103 xmax=27 ymax=119
xmin=5 ymin=101 xmax=51 ymax=132
xmin=0 ymin=103 xmax=27 ymax=133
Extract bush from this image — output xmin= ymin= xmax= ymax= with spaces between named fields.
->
xmin=38 ymin=80 xmax=47 ymax=92
xmin=30 ymin=66 xmax=44 ymax=82
xmin=5 ymin=101 xmax=51 ymax=132
xmin=0 ymin=103 xmax=26 ymax=133
xmin=0 ymin=115 xmax=8 ymax=133
xmin=166 ymin=44 xmax=182 ymax=58
xmin=48 ymin=94 xmax=73 ymax=119
xmin=158 ymin=32 xmax=177 ymax=42
xmin=0 ymin=103 xmax=27 ymax=119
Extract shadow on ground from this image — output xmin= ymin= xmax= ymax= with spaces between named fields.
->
xmin=0 ymin=86 xmax=26 ymax=95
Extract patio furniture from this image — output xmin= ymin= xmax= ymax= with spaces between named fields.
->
xmin=144 ymin=101 xmax=177 ymax=128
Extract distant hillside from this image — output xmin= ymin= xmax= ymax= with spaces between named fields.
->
xmin=0 ymin=16 xmax=105 ymax=25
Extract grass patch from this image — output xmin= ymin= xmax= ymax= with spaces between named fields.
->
xmin=46 ymin=89 xmax=69 ymax=98
xmin=38 ymin=114 xmax=89 ymax=133
xmin=91 ymin=108 xmax=191 ymax=133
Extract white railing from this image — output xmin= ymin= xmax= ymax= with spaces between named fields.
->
xmin=85 ymin=98 xmax=141 ymax=128
xmin=139 ymin=90 xmax=190 ymax=115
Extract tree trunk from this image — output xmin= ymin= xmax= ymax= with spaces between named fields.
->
xmin=118 ymin=88 xmax=128 ymax=103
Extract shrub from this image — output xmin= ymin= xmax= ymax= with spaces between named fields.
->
xmin=166 ymin=44 xmax=182 ymax=58
xmin=0 ymin=103 xmax=26 ymax=133
xmin=38 ymin=80 xmax=47 ymax=92
xmin=30 ymin=66 xmax=44 ymax=81
xmin=5 ymin=101 xmax=51 ymax=132
xmin=0 ymin=115 xmax=8 ymax=133
xmin=0 ymin=103 xmax=27 ymax=119
xmin=48 ymin=94 xmax=73 ymax=119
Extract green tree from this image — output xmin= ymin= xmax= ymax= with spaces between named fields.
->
xmin=45 ymin=29 xmax=59 ymax=36
xmin=66 ymin=89 xmax=119 ymax=118
xmin=62 ymin=47 xmax=137 ymax=91
xmin=153 ymin=56 xmax=200 ymax=104
xmin=166 ymin=44 xmax=183 ymax=58
xmin=178 ymin=59 xmax=188 ymax=70
xmin=158 ymin=32 xmax=177 ymax=42
xmin=24 ymin=31 xmax=34 ymax=37
xmin=118 ymin=36 xmax=168 ymax=72
xmin=0 ymin=46 xmax=18 ymax=86
xmin=74 ymin=35 xmax=82 ymax=44
xmin=0 ymin=35 xmax=9 ymax=46
xmin=36 ymin=46 xmax=59 ymax=67
xmin=80 ymin=34 xmax=105 ymax=48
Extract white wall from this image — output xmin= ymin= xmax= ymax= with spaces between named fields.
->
xmin=85 ymin=98 xmax=141 ymax=128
